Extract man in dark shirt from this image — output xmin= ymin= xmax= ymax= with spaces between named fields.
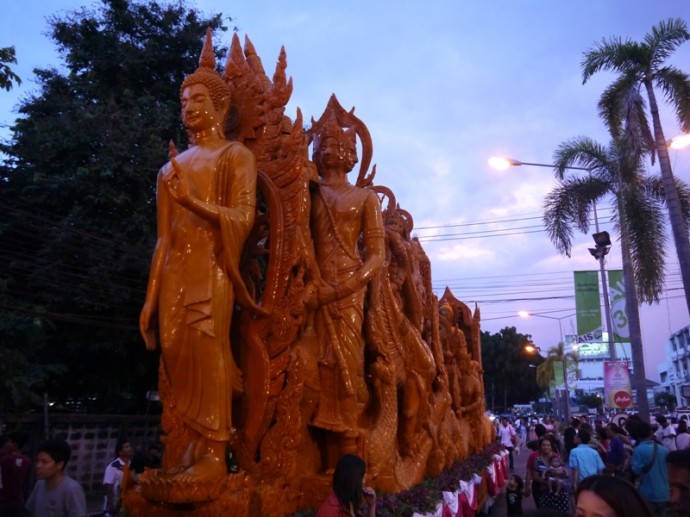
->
xmin=0 ymin=431 xmax=31 ymax=517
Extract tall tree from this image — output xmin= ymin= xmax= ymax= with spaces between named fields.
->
xmin=544 ymin=136 xmax=690 ymax=421
xmin=582 ymin=18 xmax=690 ymax=317
xmin=481 ymin=327 xmax=543 ymax=413
xmin=0 ymin=0 xmax=230 ymax=413
xmin=534 ymin=342 xmax=578 ymax=396
xmin=0 ymin=46 xmax=21 ymax=91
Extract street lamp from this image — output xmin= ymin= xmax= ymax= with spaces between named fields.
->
xmin=669 ymin=134 xmax=690 ymax=150
xmin=488 ymin=156 xmax=590 ymax=172
xmin=524 ymin=343 xmax=571 ymax=420
xmin=518 ymin=311 xmax=575 ymax=345
xmin=491 ymin=156 xmax=616 ymax=360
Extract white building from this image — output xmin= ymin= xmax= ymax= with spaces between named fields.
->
xmin=657 ymin=324 xmax=690 ymax=406
xmin=565 ymin=336 xmax=633 ymax=396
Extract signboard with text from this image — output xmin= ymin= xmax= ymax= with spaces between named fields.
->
xmin=604 ymin=360 xmax=632 ymax=409
xmin=575 ymin=271 xmax=603 ymax=343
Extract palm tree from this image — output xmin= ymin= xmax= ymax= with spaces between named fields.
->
xmin=535 ymin=343 xmax=579 ymax=419
xmin=544 ymin=136 xmax=690 ymax=421
xmin=582 ymin=18 xmax=690 ymax=316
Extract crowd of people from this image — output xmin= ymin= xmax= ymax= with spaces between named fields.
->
xmin=496 ymin=413 xmax=690 ymax=517
xmin=0 ymin=433 xmax=161 ymax=517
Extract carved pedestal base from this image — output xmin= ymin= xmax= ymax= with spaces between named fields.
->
xmin=123 ymin=470 xmax=250 ymax=517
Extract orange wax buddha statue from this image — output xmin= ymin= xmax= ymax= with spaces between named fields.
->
xmin=139 ymin=29 xmax=258 ymax=487
xmin=126 ymin=29 xmax=494 ymax=517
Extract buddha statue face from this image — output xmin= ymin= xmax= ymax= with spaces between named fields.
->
xmin=181 ymin=83 xmax=226 ymax=133
xmin=179 ymin=67 xmax=231 ymax=137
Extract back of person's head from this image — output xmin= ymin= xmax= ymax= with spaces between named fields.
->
xmin=534 ymin=423 xmax=546 ymax=438
xmin=38 ymin=439 xmax=72 ymax=469
xmin=578 ymin=429 xmax=591 ymax=444
xmin=636 ymin=421 xmax=653 ymax=440
xmin=8 ymin=430 xmax=28 ymax=449
xmin=608 ymin=423 xmax=623 ymax=435
xmin=571 ymin=417 xmax=581 ymax=428
xmin=625 ymin=417 xmax=647 ymax=441
xmin=656 ymin=415 xmax=668 ymax=426
xmin=576 ymin=475 xmax=654 ymax=517
xmin=667 ymin=448 xmax=690 ymax=472
xmin=332 ymin=454 xmax=366 ymax=514
xmin=596 ymin=426 xmax=608 ymax=441
xmin=678 ymin=420 xmax=688 ymax=434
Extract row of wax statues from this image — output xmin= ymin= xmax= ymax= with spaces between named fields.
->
xmin=126 ymin=29 xmax=494 ymax=516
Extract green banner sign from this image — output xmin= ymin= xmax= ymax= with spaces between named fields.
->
xmin=574 ymin=271 xmax=602 ymax=343
xmin=607 ymin=269 xmax=630 ymax=343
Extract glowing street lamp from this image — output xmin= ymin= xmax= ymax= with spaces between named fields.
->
xmin=669 ymin=134 xmax=690 ymax=150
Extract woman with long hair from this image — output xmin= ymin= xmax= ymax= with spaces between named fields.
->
xmin=317 ymin=455 xmax=376 ymax=517
xmin=575 ymin=475 xmax=654 ymax=517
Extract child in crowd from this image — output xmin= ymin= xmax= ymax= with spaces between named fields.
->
xmin=505 ymin=473 xmax=524 ymax=515
xmin=547 ymin=455 xmax=567 ymax=495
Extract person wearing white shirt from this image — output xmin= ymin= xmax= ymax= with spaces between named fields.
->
xmin=498 ymin=417 xmax=517 ymax=471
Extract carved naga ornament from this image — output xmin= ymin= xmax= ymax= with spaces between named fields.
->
xmin=126 ymin=29 xmax=493 ymax=517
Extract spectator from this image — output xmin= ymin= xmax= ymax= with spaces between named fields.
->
xmin=676 ymin=420 xmax=690 ymax=450
xmin=605 ymin=424 xmax=629 ymax=477
xmin=655 ymin=415 xmax=677 ymax=453
xmin=667 ymin=448 xmax=690 ymax=517
xmin=569 ymin=429 xmax=605 ymax=489
xmin=562 ymin=418 xmax=581 ymax=461
xmin=498 ymin=417 xmax=518 ymax=471
xmin=103 ymin=438 xmax=133 ymax=517
xmin=575 ymin=474 xmax=654 ymax=517
xmin=0 ymin=431 xmax=31 ymax=516
xmin=25 ymin=439 xmax=87 ymax=517
xmin=505 ymin=473 xmax=523 ymax=516
xmin=316 ymin=454 xmax=376 ymax=517
xmin=631 ymin=421 xmax=669 ymax=517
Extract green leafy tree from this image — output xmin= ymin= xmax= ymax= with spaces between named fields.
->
xmin=0 ymin=46 xmax=21 ymax=91
xmin=481 ymin=327 xmax=543 ymax=413
xmin=0 ymin=0 xmax=230 ymax=413
xmin=544 ymin=138 xmax=690 ymax=422
xmin=575 ymin=393 xmax=603 ymax=410
xmin=534 ymin=342 xmax=579 ymax=394
xmin=654 ymin=391 xmax=677 ymax=412
xmin=582 ymin=18 xmax=690 ymax=317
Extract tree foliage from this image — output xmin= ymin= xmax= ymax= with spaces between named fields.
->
xmin=582 ymin=18 xmax=690 ymax=321
xmin=480 ymin=327 xmax=543 ymax=412
xmin=654 ymin=391 xmax=677 ymax=412
xmin=0 ymin=46 xmax=22 ymax=91
xmin=534 ymin=342 xmax=578 ymax=395
xmin=0 ymin=0 xmax=231 ymax=413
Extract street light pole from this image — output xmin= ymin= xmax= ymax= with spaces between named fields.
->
xmin=521 ymin=313 xmax=575 ymax=421
xmin=493 ymin=157 xmax=616 ymax=361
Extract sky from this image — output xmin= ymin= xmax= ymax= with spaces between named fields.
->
xmin=2 ymin=0 xmax=690 ymax=381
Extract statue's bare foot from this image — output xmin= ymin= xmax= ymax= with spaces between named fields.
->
xmin=174 ymin=453 xmax=225 ymax=484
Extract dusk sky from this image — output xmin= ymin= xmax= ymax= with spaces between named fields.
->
xmin=2 ymin=1 xmax=690 ymax=380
